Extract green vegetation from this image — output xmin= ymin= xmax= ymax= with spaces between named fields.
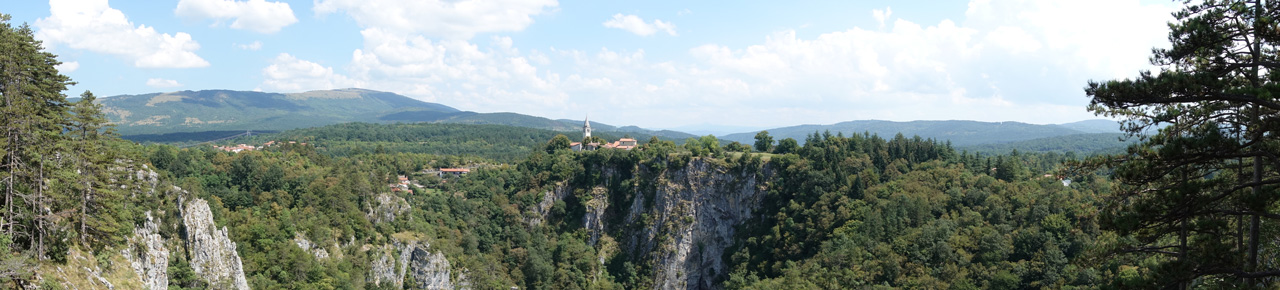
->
xmin=5 ymin=1 xmax=1279 ymax=288
xmin=722 ymin=120 xmax=1095 ymax=147
xmin=100 ymin=88 xmax=459 ymax=135
xmin=1081 ymin=1 xmax=1280 ymax=287
xmin=227 ymin=122 xmax=684 ymax=164
xmin=961 ymin=133 xmax=1133 ymax=155
xmin=0 ymin=14 xmax=147 ymax=286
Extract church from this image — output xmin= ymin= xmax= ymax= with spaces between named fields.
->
xmin=569 ymin=115 xmax=638 ymax=151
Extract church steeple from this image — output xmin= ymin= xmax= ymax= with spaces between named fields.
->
xmin=583 ymin=114 xmax=592 ymax=139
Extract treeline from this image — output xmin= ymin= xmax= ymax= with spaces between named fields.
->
xmin=960 ymin=133 xmax=1132 ymax=155
xmin=0 ymin=15 xmax=147 ymax=287
xmin=227 ymin=122 xmax=672 ymax=163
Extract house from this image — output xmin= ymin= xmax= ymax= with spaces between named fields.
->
xmin=438 ymin=168 xmax=470 ymax=178
xmin=215 ymin=144 xmax=257 ymax=153
xmin=389 ymin=175 xmax=413 ymax=192
xmin=566 ymin=116 xmax=638 ymax=151
xmin=604 ymin=138 xmax=638 ymax=150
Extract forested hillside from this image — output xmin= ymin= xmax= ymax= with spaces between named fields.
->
xmin=123 ymin=126 xmax=1129 ymax=289
xmin=5 ymin=0 xmax=1280 ymax=288
xmin=721 ymin=120 xmax=1092 ymax=146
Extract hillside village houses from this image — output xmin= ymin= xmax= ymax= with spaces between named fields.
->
xmin=213 ymin=140 xmax=307 ymax=153
xmin=569 ymin=115 xmax=639 ymax=151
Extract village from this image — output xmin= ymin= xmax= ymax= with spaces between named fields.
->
xmin=570 ymin=116 xmax=639 ymax=151
xmin=213 ymin=117 xmax=630 ymax=195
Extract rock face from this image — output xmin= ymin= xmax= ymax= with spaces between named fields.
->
xmin=292 ymin=232 xmax=331 ymax=260
xmin=631 ymin=159 xmax=770 ymax=290
xmin=182 ymin=198 xmax=251 ymax=290
xmin=526 ymin=185 xmax=571 ymax=227
xmin=562 ymin=158 xmax=768 ymax=290
xmin=405 ymin=243 xmax=456 ymax=290
xmin=367 ymin=193 xmax=411 ymax=224
xmin=122 ymin=211 xmax=169 ymax=290
xmin=583 ymin=187 xmax=610 ymax=246
xmin=367 ymin=237 xmax=467 ymax=290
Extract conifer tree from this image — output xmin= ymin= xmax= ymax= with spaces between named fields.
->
xmin=0 ymin=12 xmax=72 ymax=255
xmin=1085 ymin=0 xmax=1280 ymax=287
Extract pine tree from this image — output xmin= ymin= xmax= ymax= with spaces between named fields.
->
xmin=65 ymin=91 xmax=126 ymax=251
xmin=1084 ymin=0 xmax=1280 ymax=287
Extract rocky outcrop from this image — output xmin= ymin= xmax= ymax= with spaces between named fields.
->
xmin=526 ymin=185 xmax=571 ymax=227
xmin=122 ymin=211 xmax=169 ymax=290
xmin=292 ymin=232 xmax=331 ymax=260
xmin=583 ymin=187 xmax=609 ymax=246
xmin=577 ymin=159 xmax=765 ymax=290
xmin=367 ymin=235 xmax=468 ymax=290
xmin=367 ymin=193 xmax=411 ymax=224
xmin=366 ymin=244 xmax=400 ymax=288
xmin=634 ymin=159 xmax=769 ymax=290
xmin=405 ymin=243 xmax=456 ymax=290
xmin=182 ymin=198 xmax=251 ymax=290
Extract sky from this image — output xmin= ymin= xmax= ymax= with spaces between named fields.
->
xmin=2 ymin=0 xmax=1179 ymax=131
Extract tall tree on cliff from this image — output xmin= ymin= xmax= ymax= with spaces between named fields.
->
xmin=1085 ymin=0 xmax=1280 ymax=287
xmin=0 ymin=13 xmax=73 ymax=282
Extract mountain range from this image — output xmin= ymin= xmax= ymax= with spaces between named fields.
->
xmin=96 ymin=88 xmax=695 ymax=140
xmin=98 ymin=88 xmax=1131 ymax=152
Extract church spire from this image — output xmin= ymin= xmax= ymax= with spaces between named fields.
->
xmin=583 ymin=114 xmax=592 ymax=139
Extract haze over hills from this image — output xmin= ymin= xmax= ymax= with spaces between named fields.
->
xmin=99 ymin=88 xmax=1130 ymax=153
xmin=720 ymin=119 xmax=1126 ymax=147
xmin=98 ymin=88 xmax=695 ymax=140
xmin=99 ymin=88 xmax=456 ymax=135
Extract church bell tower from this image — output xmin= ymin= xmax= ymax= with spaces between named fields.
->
xmin=583 ymin=115 xmax=592 ymax=139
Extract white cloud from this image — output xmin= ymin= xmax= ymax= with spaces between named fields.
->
xmin=175 ymin=0 xmax=297 ymax=33
xmin=35 ymin=0 xmax=209 ymax=68
xmin=55 ymin=61 xmax=79 ymax=73
xmin=603 ymin=14 xmax=677 ymax=36
xmin=261 ymin=0 xmax=1176 ymax=128
xmin=313 ymin=0 xmax=557 ymax=39
xmin=260 ymin=53 xmax=359 ymax=92
xmin=146 ymin=78 xmax=183 ymax=88
xmin=872 ymin=7 xmax=891 ymax=27
xmin=235 ymin=41 xmax=262 ymax=50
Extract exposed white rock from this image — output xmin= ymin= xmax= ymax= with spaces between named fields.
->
xmin=122 ymin=211 xmax=169 ymax=290
xmin=626 ymin=159 xmax=772 ymax=290
xmin=367 ymin=244 xmax=400 ymax=288
xmin=526 ymin=185 xmax=571 ymax=227
xmin=367 ymin=236 xmax=466 ymax=290
xmin=405 ymin=243 xmax=454 ymax=290
xmin=292 ymin=232 xmax=330 ymax=260
xmin=367 ymin=193 xmax=411 ymax=224
xmin=183 ymin=198 xmax=251 ymax=290
xmin=583 ymin=187 xmax=609 ymax=246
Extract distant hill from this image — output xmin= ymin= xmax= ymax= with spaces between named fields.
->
xmin=99 ymin=89 xmax=694 ymax=140
xmin=1054 ymin=119 xmax=1123 ymax=133
xmin=960 ymin=133 xmax=1135 ymax=155
xmin=722 ymin=120 xmax=1090 ymax=147
xmin=100 ymin=88 xmax=458 ymax=135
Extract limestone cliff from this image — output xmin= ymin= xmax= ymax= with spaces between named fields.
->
xmin=121 ymin=211 xmax=169 ymax=290
xmin=539 ymin=158 xmax=771 ymax=290
xmin=292 ymin=232 xmax=332 ymax=260
xmin=367 ymin=235 xmax=468 ymax=290
xmin=367 ymin=193 xmax=411 ymax=224
xmin=628 ymin=159 xmax=770 ymax=290
xmin=182 ymin=197 xmax=251 ymax=290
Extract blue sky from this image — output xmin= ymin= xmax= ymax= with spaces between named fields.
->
xmin=2 ymin=0 xmax=1177 ymax=130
